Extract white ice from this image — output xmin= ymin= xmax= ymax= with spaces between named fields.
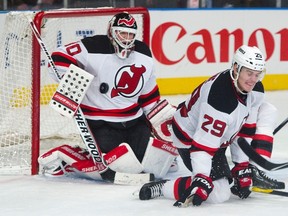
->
xmin=1 ymin=91 xmax=288 ymax=216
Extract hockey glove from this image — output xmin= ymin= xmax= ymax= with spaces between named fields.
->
xmin=174 ymin=174 xmax=214 ymax=207
xmin=231 ymin=162 xmax=252 ymax=199
xmin=146 ymin=99 xmax=176 ymax=143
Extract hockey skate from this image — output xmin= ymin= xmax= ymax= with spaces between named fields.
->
xmin=139 ymin=180 xmax=167 ymax=200
xmin=250 ymin=164 xmax=285 ymax=189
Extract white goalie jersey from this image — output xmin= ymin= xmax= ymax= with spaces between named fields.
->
xmin=49 ymin=35 xmax=160 ymax=123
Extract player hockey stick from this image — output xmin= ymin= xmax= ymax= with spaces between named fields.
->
xmin=273 ymin=117 xmax=288 ymax=135
xmin=251 ymin=186 xmax=288 ymax=197
xmin=238 ymin=118 xmax=288 ymax=171
xmin=28 ymin=17 xmax=154 ymax=185
xmin=237 ymin=116 xmax=288 ymax=171
xmin=238 ymin=137 xmax=288 ymax=171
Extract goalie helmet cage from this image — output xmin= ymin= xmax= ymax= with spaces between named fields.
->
xmin=0 ymin=7 xmax=150 ymax=175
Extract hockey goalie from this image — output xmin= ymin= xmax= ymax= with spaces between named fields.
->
xmin=39 ymin=98 xmax=178 ymax=181
xmin=38 ymin=12 xmax=178 ymax=181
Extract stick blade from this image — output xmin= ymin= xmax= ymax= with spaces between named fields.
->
xmin=114 ymin=172 xmax=154 ymax=185
xmin=238 ymin=137 xmax=288 ymax=171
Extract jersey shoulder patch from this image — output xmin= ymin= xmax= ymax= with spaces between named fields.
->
xmin=208 ymin=70 xmax=238 ymax=114
xmin=81 ymin=35 xmax=114 ymax=54
xmin=134 ymin=40 xmax=152 ymax=57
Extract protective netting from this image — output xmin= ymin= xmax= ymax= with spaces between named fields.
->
xmin=0 ymin=8 xmax=147 ymax=174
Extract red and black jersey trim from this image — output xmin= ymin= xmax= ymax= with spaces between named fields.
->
xmin=174 ymin=176 xmax=192 ymax=200
xmin=172 ymin=117 xmax=211 ymax=149
xmin=172 ymin=117 xmax=217 ymax=155
xmin=237 ymin=123 xmax=256 ymax=138
xmin=251 ymin=134 xmax=273 ymax=158
xmin=80 ymin=103 xmax=141 ymax=117
xmin=172 ymin=117 xmax=193 ymax=146
xmin=51 ymin=51 xmax=77 ymax=67
xmin=138 ymin=86 xmax=160 ymax=108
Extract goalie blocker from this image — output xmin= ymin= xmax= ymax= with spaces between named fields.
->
xmin=49 ymin=64 xmax=94 ymax=118
xmin=38 ymin=137 xmax=178 ymax=181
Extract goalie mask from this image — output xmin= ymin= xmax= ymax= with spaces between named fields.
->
xmin=108 ymin=12 xmax=138 ymax=59
xmin=230 ymin=45 xmax=266 ymax=94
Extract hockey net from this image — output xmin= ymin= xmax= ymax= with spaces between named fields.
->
xmin=0 ymin=7 xmax=150 ymax=175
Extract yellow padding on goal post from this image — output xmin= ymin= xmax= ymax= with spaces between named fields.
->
xmin=9 ymin=84 xmax=58 ymax=107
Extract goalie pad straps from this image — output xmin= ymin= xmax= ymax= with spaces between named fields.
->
xmin=142 ymin=137 xmax=179 ymax=179
xmin=38 ymin=143 xmax=144 ymax=180
xmin=146 ymin=99 xmax=176 ymax=143
xmin=49 ymin=64 xmax=94 ymax=118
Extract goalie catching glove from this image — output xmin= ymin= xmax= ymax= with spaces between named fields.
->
xmin=146 ymin=99 xmax=176 ymax=143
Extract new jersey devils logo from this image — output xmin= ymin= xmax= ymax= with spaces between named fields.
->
xmin=111 ymin=64 xmax=146 ymax=98
xmin=118 ymin=17 xmax=136 ymax=27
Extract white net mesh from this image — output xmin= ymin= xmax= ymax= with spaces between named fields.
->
xmin=0 ymin=8 xmax=147 ymax=174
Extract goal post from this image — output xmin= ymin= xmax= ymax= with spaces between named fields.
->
xmin=0 ymin=7 xmax=150 ymax=175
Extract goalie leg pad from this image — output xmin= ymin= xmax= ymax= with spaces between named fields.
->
xmin=38 ymin=143 xmax=144 ymax=180
xmin=103 ymin=143 xmax=144 ymax=174
xmin=142 ymin=138 xmax=179 ymax=179
xmin=73 ymin=143 xmax=144 ymax=178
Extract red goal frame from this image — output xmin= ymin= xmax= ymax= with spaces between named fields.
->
xmin=30 ymin=7 xmax=150 ymax=175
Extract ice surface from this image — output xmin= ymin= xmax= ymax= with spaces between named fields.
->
xmin=1 ymin=91 xmax=288 ymax=216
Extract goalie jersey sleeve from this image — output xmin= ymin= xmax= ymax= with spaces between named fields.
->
xmin=172 ymin=70 xmax=264 ymax=174
xmin=48 ymin=35 xmax=160 ymax=122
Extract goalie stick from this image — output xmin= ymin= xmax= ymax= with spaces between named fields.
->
xmin=237 ymin=115 xmax=288 ymax=171
xmin=28 ymin=17 xmax=154 ymax=185
xmin=273 ymin=117 xmax=288 ymax=135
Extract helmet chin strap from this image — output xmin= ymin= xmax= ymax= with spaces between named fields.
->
xmin=230 ymin=67 xmax=248 ymax=95
xmin=234 ymin=79 xmax=248 ymax=95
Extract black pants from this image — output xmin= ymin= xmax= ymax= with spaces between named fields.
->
xmin=177 ymin=147 xmax=231 ymax=181
xmin=87 ymin=115 xmax=151 ymax=162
